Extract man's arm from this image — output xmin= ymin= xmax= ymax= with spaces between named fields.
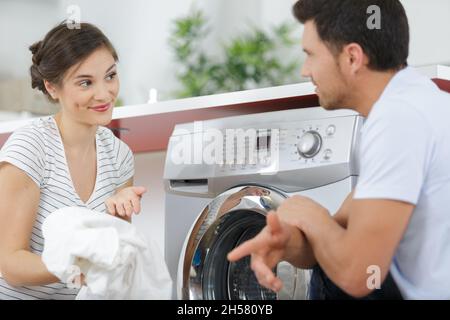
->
xmin=280 ymin=191 xmax=354 ymax=269
xmin=332 ymin=191 xmax=354 ymax=229
xmin=299 ymin=198 xmax=413 ymax=297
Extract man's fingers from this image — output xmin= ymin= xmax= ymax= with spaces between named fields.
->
xmin=228 ymin=236 xmax=264 ymax=262
xmin=266 ymin=212 xmax=282 ymax=235
xmin=271 ymin=277 xmax=283 ymax=292
xmin=252 ymin=257 xmax=275 ymax=281
xmin=252 ymin=258 xmax=282 ymax=292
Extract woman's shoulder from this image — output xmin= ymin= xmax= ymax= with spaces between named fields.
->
xmin=5 ymin=116 xmax=56 ymax=147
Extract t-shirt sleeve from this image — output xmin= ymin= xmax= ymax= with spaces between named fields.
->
xmin=115 ymin=138 xmax=134 ymax=187
xmin=0 ymin=126 xmax=45 ymax=187
xmin=353 ymin=101 xmax=432 ymax=205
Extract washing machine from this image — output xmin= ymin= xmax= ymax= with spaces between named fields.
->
xmin=164 ymin=107 xmax=363 ymax=300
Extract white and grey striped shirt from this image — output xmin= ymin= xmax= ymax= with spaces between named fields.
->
xmin=0 ymin=116 xmax=134 ymax=300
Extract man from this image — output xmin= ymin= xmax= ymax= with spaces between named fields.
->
xmin=228 ymin=0 xmax=450 ymax=299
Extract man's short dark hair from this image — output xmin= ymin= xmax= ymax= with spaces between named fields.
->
xmin=293 ymin=0 xmax=409 ymax=71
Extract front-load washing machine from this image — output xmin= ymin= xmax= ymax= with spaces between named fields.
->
xmin=164 ymin=107 xmax=363 ymax=300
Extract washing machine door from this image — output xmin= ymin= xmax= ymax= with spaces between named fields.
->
xmin=178 ymin=185 xmax=310 ymax=300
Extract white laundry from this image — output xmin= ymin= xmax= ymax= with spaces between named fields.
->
xmin=41 ymin=207 xmax=172 ymax=300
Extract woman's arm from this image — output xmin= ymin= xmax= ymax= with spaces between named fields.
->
xmin=0 ymin=163 xmax=60 ymax=287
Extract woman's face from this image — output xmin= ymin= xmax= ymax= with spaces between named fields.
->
xmin=50 ymin=46 xmax=119 ymax=127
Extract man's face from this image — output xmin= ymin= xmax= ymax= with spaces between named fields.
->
xmin=301 ymin=21 xmax=350 ymax=110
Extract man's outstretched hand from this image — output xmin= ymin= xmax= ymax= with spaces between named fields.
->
xmin=227 ymin=212 xmax=292 ymax=292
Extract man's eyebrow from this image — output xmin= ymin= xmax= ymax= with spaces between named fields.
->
xmin=74 ymin=63 xmax=116 ymax=79
xmin=303 ymin=48 xmax=312 ymax=54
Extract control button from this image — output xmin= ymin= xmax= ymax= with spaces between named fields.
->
xmin=326 ymin=125 xmax=336 ymax=136
xmin=323 ymin=149 xmax=332 ymax=160
xmin=297 ymin=131 xmax=322 ymax=158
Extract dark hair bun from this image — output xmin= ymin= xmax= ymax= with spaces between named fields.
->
xmin=29 ymin=40 xmax=48 ymax=95
xmin=29 ymin=40 xmax=43 ymax=65
xmin=30 ymin=64 xmax=47 ymax=94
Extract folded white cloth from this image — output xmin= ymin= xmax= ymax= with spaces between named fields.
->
xmin=41 ymin=207 xmax=172 ymax=300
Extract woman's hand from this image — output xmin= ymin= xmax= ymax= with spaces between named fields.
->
xmin=105 ymin=186 xmax=147 ymax=219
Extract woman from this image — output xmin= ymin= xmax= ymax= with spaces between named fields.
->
xmin=0 ymin=22 xmax=146 ymax=300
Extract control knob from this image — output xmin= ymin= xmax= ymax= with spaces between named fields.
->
xmin=297 ymin=131 xmax=322 ymax=158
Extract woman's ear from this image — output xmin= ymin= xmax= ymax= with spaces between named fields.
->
xmin=44 ymin=80 xmax=59 ymax=100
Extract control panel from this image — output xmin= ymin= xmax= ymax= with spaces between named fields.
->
xmin=214 ymin=115 xmax=358 ymax=176
xmin=164 ymin=107 xmax=363 ymax=188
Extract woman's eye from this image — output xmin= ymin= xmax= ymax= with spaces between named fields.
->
xmin=106 ymin=72 xmax=117 ymax=81
xmin=79 ymin=80 xmax=92 ymax=88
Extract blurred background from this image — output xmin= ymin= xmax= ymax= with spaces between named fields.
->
xmin=0 ymin=0 xmax=450 ymax=121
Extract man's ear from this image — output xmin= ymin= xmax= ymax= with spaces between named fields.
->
xmin=343 ymin=43 xmax=366 ymax=75
xmin=44 ymin=80 xmax=59 ymax=100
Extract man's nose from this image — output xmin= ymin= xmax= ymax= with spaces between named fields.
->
xmin=301 ymin=63 xmax=311 ymax=79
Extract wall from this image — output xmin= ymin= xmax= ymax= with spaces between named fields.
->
xmin=402 ymin=0 xmax=450 ymax=66
xmin=0 ymin=0 xmax=61 ymax=81
xmin=1 ymin=0 xmax=449 ymax=107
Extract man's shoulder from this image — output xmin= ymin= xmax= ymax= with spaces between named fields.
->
xmin=378 ymin=67 xmax=450 ymax=116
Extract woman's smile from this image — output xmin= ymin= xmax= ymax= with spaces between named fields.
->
xmin=89 ymin=102 xmax=112 ymax=112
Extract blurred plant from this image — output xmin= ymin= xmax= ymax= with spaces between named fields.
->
xmin=169 ymin=10 xmax=301 ymax=98
xmin=114 ymin=97 xmax=124 ymax=107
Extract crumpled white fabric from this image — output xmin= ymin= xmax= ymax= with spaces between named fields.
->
xmin=41 ymin=207 xmax=172 ymax=300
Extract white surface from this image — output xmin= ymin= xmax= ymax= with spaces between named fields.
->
xmin=132 ymin=151 xmax=167 ymax=251
xmin=438 ymin=65 xmax=450 ymax=80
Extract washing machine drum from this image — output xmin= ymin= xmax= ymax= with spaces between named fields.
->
xmin=178 ymin=185 xmax=311 ymax=300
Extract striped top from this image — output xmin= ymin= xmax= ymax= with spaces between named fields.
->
xmin=0 ymin=116 xmax=134 ymax=300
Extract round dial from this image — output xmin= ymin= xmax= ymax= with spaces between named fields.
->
xmin=297 ymin=131 xmax=322 ymax=158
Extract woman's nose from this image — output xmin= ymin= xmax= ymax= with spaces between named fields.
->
xmin=93 ymin=83 xmax=110 ymax=101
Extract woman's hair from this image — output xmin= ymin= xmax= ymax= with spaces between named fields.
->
xmin=29 ymin=21 xmax=118 ymax=102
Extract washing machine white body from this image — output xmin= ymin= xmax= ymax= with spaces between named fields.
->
xmin=164 ymin=107 xmax=363 ymax=300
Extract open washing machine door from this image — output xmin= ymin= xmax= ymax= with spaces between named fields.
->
xmin=177 ymin=185 xmax=311 ymax=300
